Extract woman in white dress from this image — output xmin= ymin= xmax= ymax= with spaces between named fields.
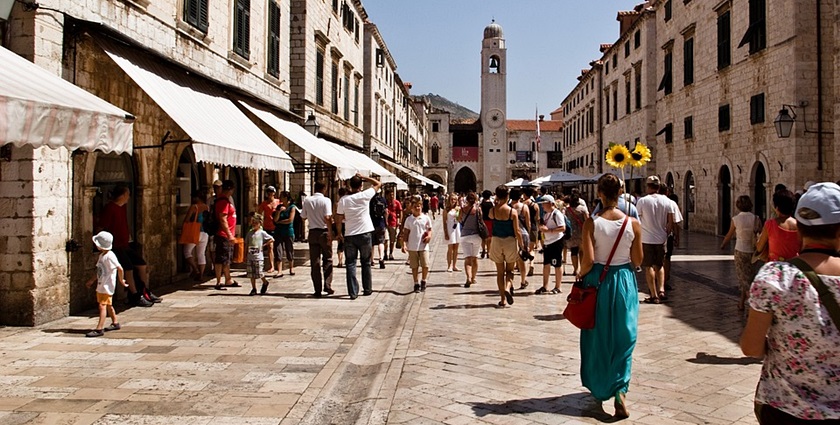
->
xmin=443 ymin=194 xmax=461 ymax=272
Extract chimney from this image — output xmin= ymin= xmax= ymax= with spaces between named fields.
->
xmin=539 ymin=115 xmax=545 ymax=121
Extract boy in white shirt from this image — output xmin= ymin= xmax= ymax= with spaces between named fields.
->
xmin=401 ymin=196 xmax=433 ymax=293
xmin=535 ymin=196 xmax=566 ymax=295
xmin=85 ymin=231 xmax=128 ymax=337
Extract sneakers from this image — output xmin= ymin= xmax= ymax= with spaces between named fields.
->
xmin=144 ymin=290 xmax=162 ymax=303
xmin=85 ymin=329 xmax=104 ymax=338
xmin=325 ymin=287 xmax=335 ymax=295
xmin=134 ymin=295 xmax=154 ymax=307
xmin=534 ymin=287 xmax=548 ymax=295
xmin=420 ymin=281 xmax=427 ymax=292
xmin=104 ymin=323 xmax=121 ymax=331
xmin=249 ymin=288 xmax=257 ymax=296
xmin=414 ymin=284 xmax=421 ymax=293
xmin=379 ymin=260 xmax=385 ymax=269
xmin=260 ymin=281 xmax=269 ymax=295
xmin=464 ymin=281 xmax=471 ymax=288
xmin=527 ymin=266 xmax=534 ymax=277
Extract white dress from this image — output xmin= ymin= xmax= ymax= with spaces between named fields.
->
xmin=446 ymin=209 xmax=461 ymax=245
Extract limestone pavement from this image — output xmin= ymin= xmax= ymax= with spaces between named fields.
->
xmin=0 ymin=219 xmax=761 ymax=424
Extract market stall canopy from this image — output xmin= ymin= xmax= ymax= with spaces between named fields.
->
xmin=239 ymin=101 xmax=360 ymax=179
xmin=410 ymin=172 xmax=444 ymax=189
xmin=531 ymin=171 xmax=589 ymax=186
xmin=100 ymin=39 xmax=292 ymax=172
xmin=504 ymin=177 xmax=535 ymax=187
xmin=0 ymin=45 xmax=134 ymax=154
xmin=379 ymin=157 xmax=443 ymax=189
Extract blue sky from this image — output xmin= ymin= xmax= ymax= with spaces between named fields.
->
xmin=363 ymin=0 xmax=642 ymax=120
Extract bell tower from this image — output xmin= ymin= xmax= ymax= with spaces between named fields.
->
xmin=480 ymin=20 xmax=507 ymax=190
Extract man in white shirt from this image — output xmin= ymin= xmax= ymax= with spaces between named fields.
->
xmin=301 ymin=181 xmax=334 ymax=298
xmin=635 ymin=175 xmax=674 ymax=304
xmin=335 ymin=174 xmax=382 ymax=299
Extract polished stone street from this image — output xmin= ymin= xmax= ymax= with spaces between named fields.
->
xmin=0 ymin=220 xmax=761 ymax=425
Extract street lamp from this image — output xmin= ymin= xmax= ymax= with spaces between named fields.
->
xmin=588 ymin=163 xmax=595 ymax=174
xmin=303 ymin=112 xmax=319 ymax=137
xmin=371 ymin=148 xmax=380 ymax=164
xmin=774 ymin=106 xmax=796 ymax=138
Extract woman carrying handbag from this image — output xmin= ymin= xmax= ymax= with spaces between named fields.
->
xmin=180 ymin=191 xmax=209 ymax=281
xmin=576 ymin=173 xmax=643 ymax=419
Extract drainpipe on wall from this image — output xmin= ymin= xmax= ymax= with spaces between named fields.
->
xmin=815 ymin=0 xmax=824 ymax=171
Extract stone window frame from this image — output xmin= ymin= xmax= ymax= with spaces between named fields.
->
xmin=715 ymin=0 xmax=732 ymax=70
xmin=231 ymin=0 xmax=251 ymax=61
xmin=658 ymin=39 xmax=674 ymax=96
xmin=266 ymin=0 xmax=281 ymax=79
xmin=738 ymin=0 xmax=767 ymax=55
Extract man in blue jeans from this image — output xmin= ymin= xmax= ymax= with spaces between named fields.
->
xmin=335 ymin=173 xmax=382 ymax=299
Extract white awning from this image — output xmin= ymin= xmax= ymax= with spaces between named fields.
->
xmin=100 ymin=40 xmax=292 ymax=172
xmin=0 ymin=45 xmax=134 ymax=154
xmin=410 ymin=172 xmax=444 ymax=189
xmin=239 ymin=101 xmax=360 ymax=180
xmin=380 ymin=157 xmax=415 ymax=175
xmin=329 ymin=144 xmax=409 ymax=190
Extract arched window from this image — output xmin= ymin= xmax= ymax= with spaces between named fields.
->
xmin=489 ymin=55 xmax=500 ymax=73
xmin=431 ymin=143 xmax=440 ymax=164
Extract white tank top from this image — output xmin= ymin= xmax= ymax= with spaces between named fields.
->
xmin=732 ymin=212 xmax=758 ymax=253
xmin=593 ymin=216 xmax=635 ymax=266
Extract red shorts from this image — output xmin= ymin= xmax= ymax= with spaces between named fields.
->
xmin=483 ymin=220 xmax=493 ymax=237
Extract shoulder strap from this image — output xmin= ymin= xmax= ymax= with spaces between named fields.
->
xmin=788 ymin=258 xmax=840 ymax=332
xmin=600 ymin=216 xmax=630 ymax=282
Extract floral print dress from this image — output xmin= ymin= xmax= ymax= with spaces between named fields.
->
xmin=749 ymin=261 xmax=840 ymax=420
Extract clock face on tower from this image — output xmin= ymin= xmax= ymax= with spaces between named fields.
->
xmin=486 ymin=108 xmax=504 ymax=128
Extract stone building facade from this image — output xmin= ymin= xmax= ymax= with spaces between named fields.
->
xmin=558 ymin=0 xmax=837 ymax=235
xmin=0 ymin=0 xmax=424 ymax=325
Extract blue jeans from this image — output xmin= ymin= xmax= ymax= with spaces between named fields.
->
xmin=344 ymin=232 xmax=372 ymax=297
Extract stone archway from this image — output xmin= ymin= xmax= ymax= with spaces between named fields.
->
xmin=751 ymin=161 xmax=767 ymax=221
xmin=427 ymin=174 xmax=444 ymax=185
xmin=684 ymin=171 xmax=695 ymax=230
xmin=454 ymin=167 xmax=477 ymax=194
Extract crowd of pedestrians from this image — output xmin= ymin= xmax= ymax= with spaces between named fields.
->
xmin=87 ymin=169 xmax=840 ymax=423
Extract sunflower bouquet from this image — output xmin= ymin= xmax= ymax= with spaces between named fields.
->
xmin=605 ymin=142 xmax=652 ymax=212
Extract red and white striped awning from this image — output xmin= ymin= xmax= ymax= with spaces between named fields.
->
xmin=0 ymin=45 xmax=134 ymax=154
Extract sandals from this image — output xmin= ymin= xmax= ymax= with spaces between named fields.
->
xmin=505 ymin=290 xmax=514 ymax=305
xmin=550 ymin=288 xmax=562 ymax=295
xmin=658 ymin=291 xmax=668 ymax=300
xmin=614 ymin=393 xmax=629 ymax=419
xmin=225 ymin=282 xmax=241 ymax=288
xmin=519 ymin=281 xmax=529 ymax=290
xmin=643 ymin=297 xmax=661 ymax=304
xmin=534 ymin=287 xmax=548 ymax=295
xmin=214 ymin=284 xmax=227 ymax=291
xmin=104 ymin=323 xmax=121 ymax=331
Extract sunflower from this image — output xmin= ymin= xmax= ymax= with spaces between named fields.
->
xmin=629 ymin=143 xmax=652 ymax=168
xmin=605 ymin=144 xmax=631 ymax=169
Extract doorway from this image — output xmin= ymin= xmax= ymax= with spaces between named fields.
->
xmin=684 ymin=171 xmax=694 ymax=230
xmin=718 ymin=166 xmax=732 ymax=235
xmin=752 ymin=162 xmax=767 ymax=221
xmin=454 ymin=167 xmax=477 ymax=194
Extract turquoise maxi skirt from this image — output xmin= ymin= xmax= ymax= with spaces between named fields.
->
xmin=579 ymin=263 xmax=639 ymax=401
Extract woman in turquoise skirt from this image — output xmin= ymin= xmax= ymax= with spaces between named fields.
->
xmin=576 ymin=173 xmax=643 ymax=419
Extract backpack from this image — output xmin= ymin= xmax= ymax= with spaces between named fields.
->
xmin=562 ymin=215 xmax=573 ymax=241
xmin=371 ymin=196 xmax=387 ymax=223
xmin=203 ymin=209 xmax=218 ymax=235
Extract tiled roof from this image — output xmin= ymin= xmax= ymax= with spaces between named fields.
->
xmin=507 ymin=120 xmax=563 ymax=131
xmin=617 ymin=10 xmax=641 ymax=17
xmin=550 ymin=106 xmax=563 ymax=115
xmin=600 ymin=43 xmax=613 ymax=52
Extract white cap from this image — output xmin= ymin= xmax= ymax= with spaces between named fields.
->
xmin=804 ymin=180 xmax=816 ymax=191
xmin=92 ymin=231 xmax=114 ymax=250
xmin=795 ymin=182 xmax=840 ymax=226
xmin=538 ymin=195 xmax=555 ymax=204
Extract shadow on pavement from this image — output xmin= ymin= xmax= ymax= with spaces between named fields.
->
xmin=429 ymin=303 xmax=498 ymax=310
xmin=534 ymin=314 xmax=565 ymax=321
xmin=469 ymin=392 xmax=619 ymax=422
xmin=687 ymin=352 xmax=762 ymax=365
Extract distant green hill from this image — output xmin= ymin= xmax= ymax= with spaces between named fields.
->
xmin=420 ymin=93 xmax=479 ymax=121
